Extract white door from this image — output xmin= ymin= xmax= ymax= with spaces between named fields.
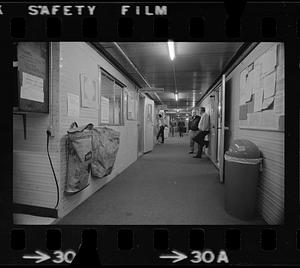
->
xmin=144 ymin=98 xmax=154 ymax=153
xmin=219 ymin=74 xmax=226 ymax=183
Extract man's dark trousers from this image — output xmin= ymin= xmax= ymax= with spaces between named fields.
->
xmin=157 ymin=126 xmax=165 ymax=143
xmin=193 ymin=131 xmax=209 ymax=157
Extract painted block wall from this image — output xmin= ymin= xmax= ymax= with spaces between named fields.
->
xmin=57 ymin=42 xmax=140 ymax=218
xmin=13 ymin=43 xmax=61 ymax=209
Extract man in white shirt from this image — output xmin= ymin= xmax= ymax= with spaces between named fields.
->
xmin=192 ymin=107 xmax=210 ymax=158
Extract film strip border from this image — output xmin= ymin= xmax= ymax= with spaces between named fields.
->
xmin=3 ymin=226 xmax=300 ymax=265
xmin=1 ymin=1 xmax=300 ymax=266
xmin=0 ymin=2 xmax=299 ymax=40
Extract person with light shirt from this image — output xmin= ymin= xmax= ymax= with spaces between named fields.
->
xmin=192 ymin=107 xmax=210 ymax=158
xmin=156 ymin=114 xmax=165 ymax=144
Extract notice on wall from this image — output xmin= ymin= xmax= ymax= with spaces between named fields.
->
xmin=20 ymin=72 xmax=44 ymax=103
xmin=253 ymin=89 xmax=264 ymax=112
xmin=67 ymin=93 xmax=80 ymax=117
xmin=127 ymin=91 xmax=135 ymax=119
xmin=239 ymin=104 xmax=248 ymax=120
xmin=262 ymin=44 xmax=277 ymax=76
xmin=262 ymin=96 xmax=274 ymax=110
xmin=80 ymin=73 xmax=97 ymax=109
xmin=101 ymin=96 xmax=109 ymax=124
xmin=263 ymin=71 xmax=276 ymax=99
xmin=239 ymin=69 xmax=252 ymax=105
xmin=274 ymin=77 xmax=284 ymax=116
xmin=253 ymin=60 xmax=262 ymax=92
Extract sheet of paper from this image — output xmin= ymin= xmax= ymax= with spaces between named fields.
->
xmin=239 ymin=104 xmax=248 ymax=120
xmin=80 ymin=73 xmax=97 ymax=109
xmin=245 ymin=70 xmax=254 ymax=101
xmin=101 ymin=96 xmax=110 ymax=124
xmin=20 ymin=72 xmax=44 ymax=103
xmin=261 ymin=110 xmax=279 ymax=130
xmin=67 ymin=93 xmax=80 ymax=117
xmin=262 ymin=44 xmax=277 ymax=76
xmin=262 ymin=96 xmax=274 ymax=110
xmin=239 ymin=69 xmax=248 ymax=105
xmin=253 ymin=89 xmax=264 ymax=112
xmin=248 ymin=112 xmax=263 ymax=128
xmin=263 ymin=71 xmax=276 ymax=99
xmin=252 ymin=63 xmax=261 ymax=92
xmin=274 ymin=90 xmax=284 ymax=116
xmin=127 ymin=91 xmax=135 ymax=119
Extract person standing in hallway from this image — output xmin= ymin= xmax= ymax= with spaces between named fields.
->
xmin=193 ymin=107 xmax=210 ymax=158
xmin=170 ymin=119 xmax=176 ymax=137
xmin=188 ymin=109 xmax=201 ymax=154
xmin=178 ymin=119 xmax=185 ymax=137
xmin=156 ymin=114 xmax=165 ymax=144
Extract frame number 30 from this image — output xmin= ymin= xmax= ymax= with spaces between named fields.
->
xmin=52 ymin=250 xmax=76 ymax=264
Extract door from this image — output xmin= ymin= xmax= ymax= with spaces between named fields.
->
xmin=209 ymin=89 xmax=219 ymax=166
xmin=144 ymin=97 xmax=154 ymax=153
xmin=137 ymin=94 xmax=145 ymax=156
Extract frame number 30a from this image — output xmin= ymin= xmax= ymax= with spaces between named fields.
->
xmin=52 ymin=250 xmax=76 ymax=264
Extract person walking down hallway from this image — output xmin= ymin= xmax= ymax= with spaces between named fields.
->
xmin=178 ymin=119 xmax=185 ymax=137
xmin=193 ymin=107 xmax=210 ymax=158
xmin=188 ymin=109 xmax=201 ymax=154
xmin=156 ymin=114 xmax=165 ymax=144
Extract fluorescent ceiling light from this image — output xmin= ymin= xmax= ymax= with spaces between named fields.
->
xmin=175 ymin=93 xmax=178 ymax=101
xmin=168 ymin=41 xmax=175 ymax=60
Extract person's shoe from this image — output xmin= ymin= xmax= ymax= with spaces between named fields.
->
xmin=193 ymin=155 xmax=202 ymax=158
xmin=188 ymin=151 xmax=194 ymax=154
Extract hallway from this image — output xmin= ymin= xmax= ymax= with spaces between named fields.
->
xmin=58 ymin=135 xmax=265 ymax=225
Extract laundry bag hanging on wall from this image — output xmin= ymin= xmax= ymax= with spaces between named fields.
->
xmin=65 ymin=122 xmax=94 ymax=194
xmin=91 ymin=127 xmax=120 ymax=178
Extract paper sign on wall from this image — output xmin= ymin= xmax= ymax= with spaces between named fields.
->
xmin=80 ymin=73 xmax=97 ymax=109
xmin=67 ymin=93 xmax=80 ymax=117
xmin=253 ymin=89 xmax=263 ymax=112
xmin=20 ymin=72 xmax=44 ymax=103
xmin=262 ymin=44 xmax=277 ymax=76
xmin=127 ymin=91 xmax=135 ymax=119
xmin=101 ymin=96 xmax=109 ymax=124
xmin=263 ymin=71 xmax=276 ymax=99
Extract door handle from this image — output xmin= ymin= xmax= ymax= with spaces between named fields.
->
xmin=224 ymin=126 xmax=229 ymax=130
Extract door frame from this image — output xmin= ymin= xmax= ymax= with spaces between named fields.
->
xmin=137 ymin=93 xmax=145 ymax=157
xmin=219 ymin=74 xmax=226 ymax=183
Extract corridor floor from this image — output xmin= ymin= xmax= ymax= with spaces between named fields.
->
xmin=58 ymin=134 xmax=265 ymax=225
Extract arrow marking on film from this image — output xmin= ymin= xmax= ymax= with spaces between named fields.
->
xmin=159 ymin=250 xmax=187 ymax=263
xmin=22 ymin=250 xmax=51 ymax=263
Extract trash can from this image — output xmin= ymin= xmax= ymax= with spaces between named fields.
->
xmin=224 ymin=139 xmax=262 ymax=220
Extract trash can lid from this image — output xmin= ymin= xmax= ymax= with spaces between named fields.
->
xmin=226 ymin=139 xmax=260 ymax=159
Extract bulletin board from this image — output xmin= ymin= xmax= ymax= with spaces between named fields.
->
xmin=239 ymin=43 xmax=284 ymax=132
xmin=17 ymin=42 xmax=49 ymax=113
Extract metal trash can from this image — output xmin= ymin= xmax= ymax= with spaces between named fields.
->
xmin=224 ymin=139 xmax=262 ymax=220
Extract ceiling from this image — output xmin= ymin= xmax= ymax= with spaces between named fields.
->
xmin=100 ymin=42 xmax=243 ymax=110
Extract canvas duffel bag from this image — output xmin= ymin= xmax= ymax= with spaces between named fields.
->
xmin=65 ymin=122 xmax=94 ymax=194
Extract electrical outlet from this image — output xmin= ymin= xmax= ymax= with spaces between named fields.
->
xmin=47 ymin=126 xmax=55 ymax=137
